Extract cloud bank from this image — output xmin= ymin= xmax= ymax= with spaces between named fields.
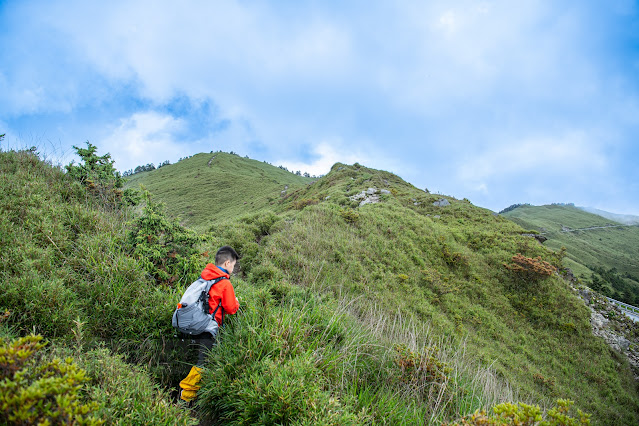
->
xmin=1 ymin=0 xmax=638 ymax=213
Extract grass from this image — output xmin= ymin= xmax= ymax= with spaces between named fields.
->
xmin=2 ymin=147 xmax=639 ymax=424
xmin=124 ymin=152 xmax=313 ymax=231
xmin=502 ymin=204 xmax=639 ymax=304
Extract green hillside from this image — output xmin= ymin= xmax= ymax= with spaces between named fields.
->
xmin=124 ymin=152 xmax=313 ymax=230
xmin=2 ymin=146 xmax=638 ymax=424
xmin=502 ymin=204 xmax=639 ymax=305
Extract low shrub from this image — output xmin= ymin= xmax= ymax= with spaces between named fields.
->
xmin=450 ymin=399 xmax=590 ymax=425
xmin=340 ymin=209 xmax=360 ymax=224
xmin=0 ymin=334 xmax=103 ymax=425
xmin=126 ymin=191 xmax=202 ymax=286
xmin=504 ymin=253 xmax=556 ymax=282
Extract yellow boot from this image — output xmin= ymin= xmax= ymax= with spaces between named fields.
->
xmin=179 ymin=365 xmax=203 ymax=402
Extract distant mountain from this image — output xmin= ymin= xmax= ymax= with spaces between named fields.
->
xmin=124 ymin=152 xmax=313 ymax=230
xmin=501 ymin=204 xmax=639 ymax=305
xmin=577 ymin=206 xmax=639 ymax=225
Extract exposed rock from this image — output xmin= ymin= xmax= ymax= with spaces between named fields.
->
xmin=383 ymin=179 xmax=389 ymax=186
xmin=433 ymin=199 xmax=451 ymax=207
xmin=433 ymin=215 xmax=441 ymax=219
xmin=380 ymin=189 xmax=391 ymax=195
xmin=349 ymin=191 xmax=366 ymax=201
xmin=591 ymin=310 xmax=609 ymax=329
xmin=414 ymin=202 xmax=421 ymax=206
xmin=325 ymin=196 xmax=330 ymax=200
xmin=574 ymin=286 xmax=639 ymax=380
xmin=521 ymin=233 xmax=548 ymax=244
xmin=349 ymin=187 xmax=381 ymax=206
xmin=359 ymin=195 xmax=380 ymax=206
xmin=207 ymin=156 xmax=216 ymax=167
xmin=337 ymin=167 xmax=344 ymax=171
xmin=562 ymin=268 xmax=577 ymax=284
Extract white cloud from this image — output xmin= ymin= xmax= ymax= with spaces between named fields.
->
xmin=2 ymin=1 xmax=638 ymax=214
xmin=457 ymin=131 xmax=607 ymax=184
xmin=275 ymin=141 xmax=368 ymax=177
xmin=99 ymin=111 xmax=190 ymax=171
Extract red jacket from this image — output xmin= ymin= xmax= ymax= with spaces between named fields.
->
xmin=201 ymin=264 xmax=240 ymax=326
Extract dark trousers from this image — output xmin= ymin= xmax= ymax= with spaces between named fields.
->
xmin=195 ymin=332 xmax=216 ymax=367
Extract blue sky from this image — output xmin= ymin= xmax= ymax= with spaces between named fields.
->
xmin=1 ymin=0 xmax=638 ymax=214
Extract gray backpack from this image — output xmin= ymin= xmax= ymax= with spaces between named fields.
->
xmin=172 ymin=277 xmax=225 ymax=336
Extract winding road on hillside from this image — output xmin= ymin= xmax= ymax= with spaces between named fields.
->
xmin=605 ymin=297 xmax=639 ymax=322
xmin=559 ymin=224 xmax=637 ymax=233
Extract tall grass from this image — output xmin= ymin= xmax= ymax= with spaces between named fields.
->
xmin=195 ymin=278 xmax=521 ymax=424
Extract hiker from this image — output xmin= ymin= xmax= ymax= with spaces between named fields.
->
xmin=178 ymin=245 xmax=241 ymax=403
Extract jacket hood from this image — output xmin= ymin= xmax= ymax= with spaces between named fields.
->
xmin=201 ymin=264 xmax=230 ymax=281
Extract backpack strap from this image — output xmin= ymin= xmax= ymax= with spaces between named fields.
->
xmin=198 ymin=276 xmax=226 ymax=318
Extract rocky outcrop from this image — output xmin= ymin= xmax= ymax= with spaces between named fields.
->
xmin=350 ymin=187 xmax=389 ymax=207
xmin=433 ymin=198 xmax=451 ymax=207
xmin=575 ymin=287 xmax=639 ymax=379
xmin=521 ymin=233 xmax=548 ymax=244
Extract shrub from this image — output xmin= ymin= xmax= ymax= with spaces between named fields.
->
xmin=292 ymin=198 xmax=318 ymax=210
xmin=451 ymin=399 xmax=590 ymax=425
xmin=504 ymin=254 xmax=556 ymax=282
xmin=70 ymin=347 xmax=196 ymax=425
xmin=394 ymin=344 xmax=453 ymax=403
xmin=126 ymin=191 xmax=202 ymax=286
xmin=65 ymin=142 xmax=138 ymax=207
xmin=340 ymin=209 xmax=360 ymax=224
xmin=0 ymin=334 xmax=103 ymax=425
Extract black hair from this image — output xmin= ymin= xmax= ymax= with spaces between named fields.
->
xmin=215 ymin=246 xmax=239 ymax=266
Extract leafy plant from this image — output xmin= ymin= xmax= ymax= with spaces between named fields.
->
xmin=65 ymin=141 xmax=138 ymax=207
xmin=451 ymin=399 xmax=590 ymax=425
xmin=126 ymin=191 xmax=202 ymax=286
xmin=504 ymin=253 xmax=557 ymax=282
xmin=0 ymin=334 xmax=103 ymax=425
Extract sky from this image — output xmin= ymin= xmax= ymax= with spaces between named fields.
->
xmin=1 ymin=0 xmax=638 ymax=214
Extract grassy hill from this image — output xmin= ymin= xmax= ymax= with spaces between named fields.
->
xmin=2 ymin=147 xmax=638 ymax=424
xmin=124 ymin=152 xmax=313 ymax=230
xmin=578 ymin=206 xmax=639 ymax=225
xmin=502 ymin=204 xmax=639 ymax=305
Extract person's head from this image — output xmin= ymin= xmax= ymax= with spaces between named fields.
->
xmin=215 ymin=246 xmax=239 ymax=274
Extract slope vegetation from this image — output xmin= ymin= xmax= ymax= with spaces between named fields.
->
xmin=134 ymin=158 xmax=638 ymax=423
xmin=502 ymin=204 xmax=639 ymax=304
xmin=2 ymin=148 xmax=638 ymax=424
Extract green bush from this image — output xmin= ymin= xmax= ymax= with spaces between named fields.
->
xmin=67 ymin=346 xmax=196 ymax=425
xmin=0 ymin=334 xmax=103 ymax=425
xmin=126 ymin=191 xmax=202 ymax=286
xmin=65 ymin=141 xmax=139 ymax=208
xmin=451 ymin=399 xmax=590 ymax=425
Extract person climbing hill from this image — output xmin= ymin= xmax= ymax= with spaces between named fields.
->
xmin=177 ymin=245 xmax=240 ymax=403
